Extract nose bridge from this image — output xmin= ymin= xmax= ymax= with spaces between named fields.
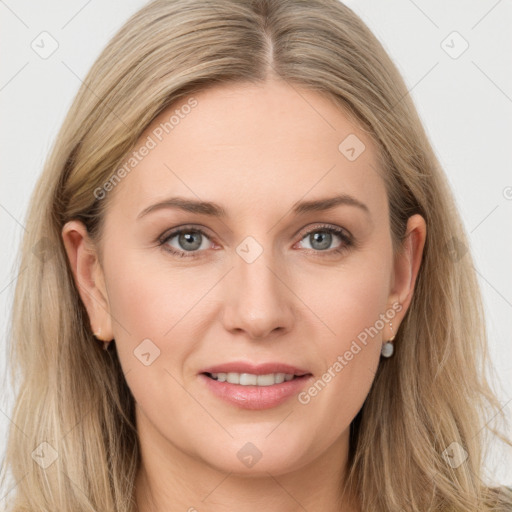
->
xmin=222 ymin=234 xmax=294 ymax=338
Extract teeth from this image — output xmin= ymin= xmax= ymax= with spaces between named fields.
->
xmin=209 ymin=372 xmax=298 ymax=386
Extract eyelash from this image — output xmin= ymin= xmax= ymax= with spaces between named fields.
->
xmin=158 ymin=224 xmax=354 ymax=259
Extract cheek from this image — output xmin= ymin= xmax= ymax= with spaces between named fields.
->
xmin=305 ymin=252 xmax=391 ymax=350
xmin=296 ymin=253 xmax=390 ymax=420
xmin=104 ymin=250 xmax=198 ymax=340
xmin=103 ymin=253 xmax=201 ymax=414
xmin=102 ymin=249 xmax=218 ymax=390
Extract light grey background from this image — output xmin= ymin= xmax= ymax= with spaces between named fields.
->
xmin=1 ymin=0 xmax=511 ymax=501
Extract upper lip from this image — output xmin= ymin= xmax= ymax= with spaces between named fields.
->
xmin=200 ymin=361 xmax=312 ymax=376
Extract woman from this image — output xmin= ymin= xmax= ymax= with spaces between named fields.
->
xmin=1 ymin=0 xmax=511 ymax=510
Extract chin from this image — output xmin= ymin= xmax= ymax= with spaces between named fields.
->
xmin=194 ymin=433 xmax=313 ymax=477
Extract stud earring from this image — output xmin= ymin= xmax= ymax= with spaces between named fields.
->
xmin=94 ymin=327 xmax=110 ymax=351
xmin=381 ymin=321 xmax=396 ymax=358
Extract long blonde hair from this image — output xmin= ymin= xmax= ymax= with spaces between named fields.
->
xmin=1 ymin=0 xmax=510 ymax=510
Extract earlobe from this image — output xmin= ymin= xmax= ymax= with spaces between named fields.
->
xmin=61 ymin=220 xmax=114 ymax=340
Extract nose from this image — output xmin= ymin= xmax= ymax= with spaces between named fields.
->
xmin=221 ymin=247 xmax=296 ymax=340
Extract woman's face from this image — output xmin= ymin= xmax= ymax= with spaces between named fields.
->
xmin=64 ymin=79 xmax=424 ymax=479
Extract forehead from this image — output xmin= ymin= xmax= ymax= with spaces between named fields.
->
xmin=107 ymin=80 xmax=386 ymax=222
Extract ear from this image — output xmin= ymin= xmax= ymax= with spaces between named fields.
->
xmin=61 ymin=220 xmax=114 ymax=341
xmin=384 ymin=213 xmax=427 ymax=340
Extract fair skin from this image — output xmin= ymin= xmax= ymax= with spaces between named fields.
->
xmin=62 ymin=79 xmax=426 ymax=512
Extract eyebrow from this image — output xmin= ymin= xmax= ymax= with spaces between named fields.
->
xmin=137 ymin=193 xmax=371 ymax=220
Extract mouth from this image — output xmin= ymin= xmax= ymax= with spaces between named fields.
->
xmin=202 ymin=371 xmax=309 ymax=386
xmin=198 ymin=364 xmax=314 ymax=410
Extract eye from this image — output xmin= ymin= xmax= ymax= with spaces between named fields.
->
xmin=159 ymin=226 xmax=213 ymax=258
xmin=295 ymin=224 xmax=353 ymax=256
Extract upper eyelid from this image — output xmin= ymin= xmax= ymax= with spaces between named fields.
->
xmin=299 ymin=224 xmax=351 ymax=239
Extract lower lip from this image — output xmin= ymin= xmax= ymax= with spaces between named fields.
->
xmin=199 ymin=373 xmax=313 ymax=410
